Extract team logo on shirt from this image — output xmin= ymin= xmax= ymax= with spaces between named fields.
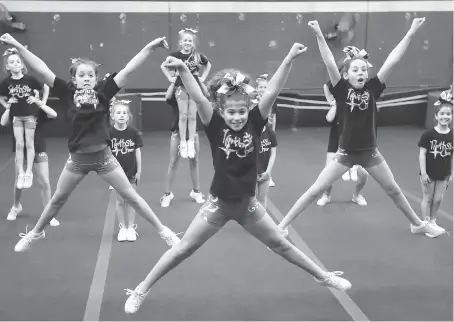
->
xmin=8 ymin=84 xmax=33 ymax=99
xmin=111 ymin=138 xmax=135 ymax=156
xmin=260 ymin=138 xmax=272 ymax=153
xmin=429 ymin=139 xmax=453 ymax=158
xmin=73 ymin=88 xmax=99 ymax=109
xmin=219 ymin=129 xmax=254 ymax=159
xmin=346 ymin=89 xmax=370 ymax=112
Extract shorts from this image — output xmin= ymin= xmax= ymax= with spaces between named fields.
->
xmin=15 ymin=151 xmax=48 ymax=165
xmin=65 ymin=146 xmax=120 ymax=175
xmin=199 ymin=194 xmax=266 ymax=227
xmin=13 ymin=115 xmax=37 ymax=129
xmin=333 ymin=148 xmax=384 ymax=168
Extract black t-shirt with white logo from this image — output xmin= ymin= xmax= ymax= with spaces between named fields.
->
xmin=418 ymin=128 xmax=453 ymax=180
xmin=330 ymin=76 xmax=386 ymax=151
xmin=11 ymin=109 xmax=52 ymax=153
xmin=205 ymin=106 xmax=267 ymax=200
xmin=0 ymin=75 xmax=42 ymax=117
xmin=169 ymin=51 xmax=209 ymax=87
xmin=258 ymin=125 xmax=277 ymax=174
xmin=109 ymin=126 xmax=143 ymax=179
xmin=51 ymin=73 xmax=120 ymax=152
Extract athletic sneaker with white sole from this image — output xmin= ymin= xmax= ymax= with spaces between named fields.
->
xmin=425 ymin=219 xmax=447 ymax=238
xmin=125 ymin=285 xmax=149 ymax=315
xmin=14 ymin=228 xmax=46 ymax=252
xmin=410 ymin=217 xmax=446 ymax=238
xmin=7 ymin=204 xmax=22 ymax=221
xmin=314 ymin=271 xmax=352 ymax=291
xmin=317 ymin=194 xmax=331 ymax=206
xmin=160 ymin=192 xmax=174 ymax=207
xmin=127 ymin=224 xmax=139 ymax=242
xmin=352 ymin=194 xmax=367 ymax=206
xmin=118 ymin=224 xmax=128 ymax=242
xmin=189 ymin=190 xmax=205 ymax=203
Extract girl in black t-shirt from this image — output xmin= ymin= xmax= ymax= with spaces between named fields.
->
xmin=124 ymin=44 xmax=351 ymax=315
xmin=279 ymin=18 xmax=445 ymax=239
xmin=0 ymin=33 xmax=181 ymax=253
xmin=418 ymin=90 xmax=453 ymax=237
xmin=0 ymin=48 xmax=50 ymax=190
xmin=161 ymin=28 xmax=211 ymax=160
xmin=109 ymin=99 xmax=143 ymax=242
xmin=317 ymin=78 xmax=369 ymax=207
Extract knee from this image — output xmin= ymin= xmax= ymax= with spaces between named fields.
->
xmin=52 ymin=191 xmax=71 ymax=206
xmin=433 ymin=195 xmax=444 ymax=206
xmin=357 ymin=167 xmax=368 ymax=180
xmin=308 ymin=185 xmax=325 ymax=199
xmin=422 ymin=193 xmax=433 ymax=204
xmin=179 ymin=113 xmax=188 ymax=122
xmin=382 ymin=181 xmax=402 ymax=198
xmin=119 ymin=187 xmax=140 ymax=206
xmin=169 ymin=158 xmax=179 ymax=169
xmin=268 ymin=237 xmax=292 ymax=253
xmin=25 ymin=139 xmax=34 ymax=149
xmin=37 ymin=178 xmax=51 ymax=192
xmin=15 ymin=140 xmax=24 ymax=150
xmin=189 ymin=158 xmax=198 ymax=168
xmin=173 ymin=240 xmax=200 ymax=259
xmin=187 ymin=112 xmax=197 ymax=122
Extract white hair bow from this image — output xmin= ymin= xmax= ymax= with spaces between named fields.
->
xmin=217 ymin=72 xmax=256 ymax=95
xmin=343 ymin=46 xmax=373 ymax=67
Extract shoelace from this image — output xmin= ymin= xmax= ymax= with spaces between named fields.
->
xmin=18 ymin=225 xmax=42 ymax=241
xmin=131 ymin=224 xmax=139 ymax=237
xmin=160 ymin=230 xmax=184 ymax=246
xmin=320 ymin=271 xmax=345 ymax=283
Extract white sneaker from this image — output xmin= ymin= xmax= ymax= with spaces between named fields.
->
xmin=187 ymin=140 xmax=196 ymax=159
xmin=314 ymin=271 xmax=352 ymax=291
xmin=425 ymin=219 xmax=447 ymax=238
xmin=49 ymin=218 xmax=60 ymax=227
xmin=411 ymin=217 xmax=446 ymax=238
xmin=125 ymin=285 xmax=149 ymax=315
xmin=14 ymin=227 xmax=46 ymax=252
xmin=179 ymin=140 xmax=188 ymax=159
xmin=127 ymin=224 xmax=138 ymax=242
xmin=117 ymin=224 xmax=128 ymax=242
xmin=317 ymin=194 xmax=331 ymax=206
xmin=23 ymin=171 xmax=33 ymax=189
xmin=352 ymin=194 xmax=367 ymax=206
xmin=16 ymin=174 xmax=25 ymax=189
xmin=159 ymin=226 xmax=181 ymax=247
xmin=160 ymin=192 xmax=174 ymax=208
xmin=269 ymin=178 xmax=276 ymax=187
xmin=342 ymin=171 xmax=350 ymax=181
xmin=189 ymin=190 xmax=205 ymax=204
xmin=7 ymin=204 xmax=22 ymax=221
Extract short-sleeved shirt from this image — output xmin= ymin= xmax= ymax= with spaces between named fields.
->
xmin=205 ymin=106 xmax=267 ymax=200
xmin=11 ymin=109 xmax=52 ymax=153
xmin=330 ymin=76 xmax=386 ymax=151
xmin=109 ymin=126 xmax=143 ymax=179
xmin=418 ymin=127 xmax=453 ymax=180
xmin=0 ymin=75 xmax=43 ymax=117
xmin=258 ymin=125 xmax=277 ymax=174
xmin=169 ymin=51 xmax=209 ymax=86
xmin=50 ymin=73 xmax=120 ymax=152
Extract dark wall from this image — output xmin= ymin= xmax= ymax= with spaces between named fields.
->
xmin=1 ymin=11 xmax=452 ymax=92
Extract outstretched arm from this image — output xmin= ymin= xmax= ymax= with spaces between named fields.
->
xmin=0 ymin=33 xmax=56 ymax=86
xmin=308 ymin=21 xmax=341 ymax=87
xmin=164 ymin=56 xmax=212 ymax=125
xmin=114 ymin=37 xmax=169 ymax=88
xmin=377 ymin=17 xmax=425 ymax=83
xmin=41 ymin=84 xmax=50 ymax=105
xmin=260 ymin=43 xmax=307 ymax=119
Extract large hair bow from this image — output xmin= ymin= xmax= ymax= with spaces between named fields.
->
xmin=110 ymin=97 xmax=131 ymax=108
xmin=179 ymin=28 xmax=198 ymax=35
xmin=217 ymin=72 xmax=256 ymax=96
xmin=70 ymin=57 xmax=101 ymax=67
xmin=434 ymin=90 xmax=453 ymax=106
xmin=3 ymin=48 xmax=18 ymax=56
xmin=343 ymin=46 xmax=373 ymax=67
xmin=256 ymin=73 xmax=268 ymax=82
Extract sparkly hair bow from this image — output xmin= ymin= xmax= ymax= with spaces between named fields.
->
xmin=434 ymin=90 xmax=453 ymax=106
xmin=110 ymin=97 xmax=131 ymax=108
xmin=217 ymin=72 xmax=256 ymax=96
xmin=256 ymin=74 xmax=268 ymax=82
xmin=343 ymin=46 xmax=373 ymax=67
xmin=3 ymin=48 xmax=19 ymax=56
xmin=70 ymin=57 xmax=101 ymax=67
xmin=179 ymin=28 xmax=198 ymax=35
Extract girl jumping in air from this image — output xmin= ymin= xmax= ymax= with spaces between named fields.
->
xmin=109 ymin=99 xmax=143 ymax=242
xmin=278 ymin=18 xmax=446 ymax=238
xmin=0 ymin=48 xmax=50 ymax=190
xmin=124 ymin=43 xmax=352 ymax=315
xmin=0 ymin=33 xmax=181 ymax=253
xmin=418 ymin=89 xmax=452 ymax=238
xmin=161 ymin=28 xmax=211 ymax=159
xmin=317 ymin=74 xmax=368 ymax=206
